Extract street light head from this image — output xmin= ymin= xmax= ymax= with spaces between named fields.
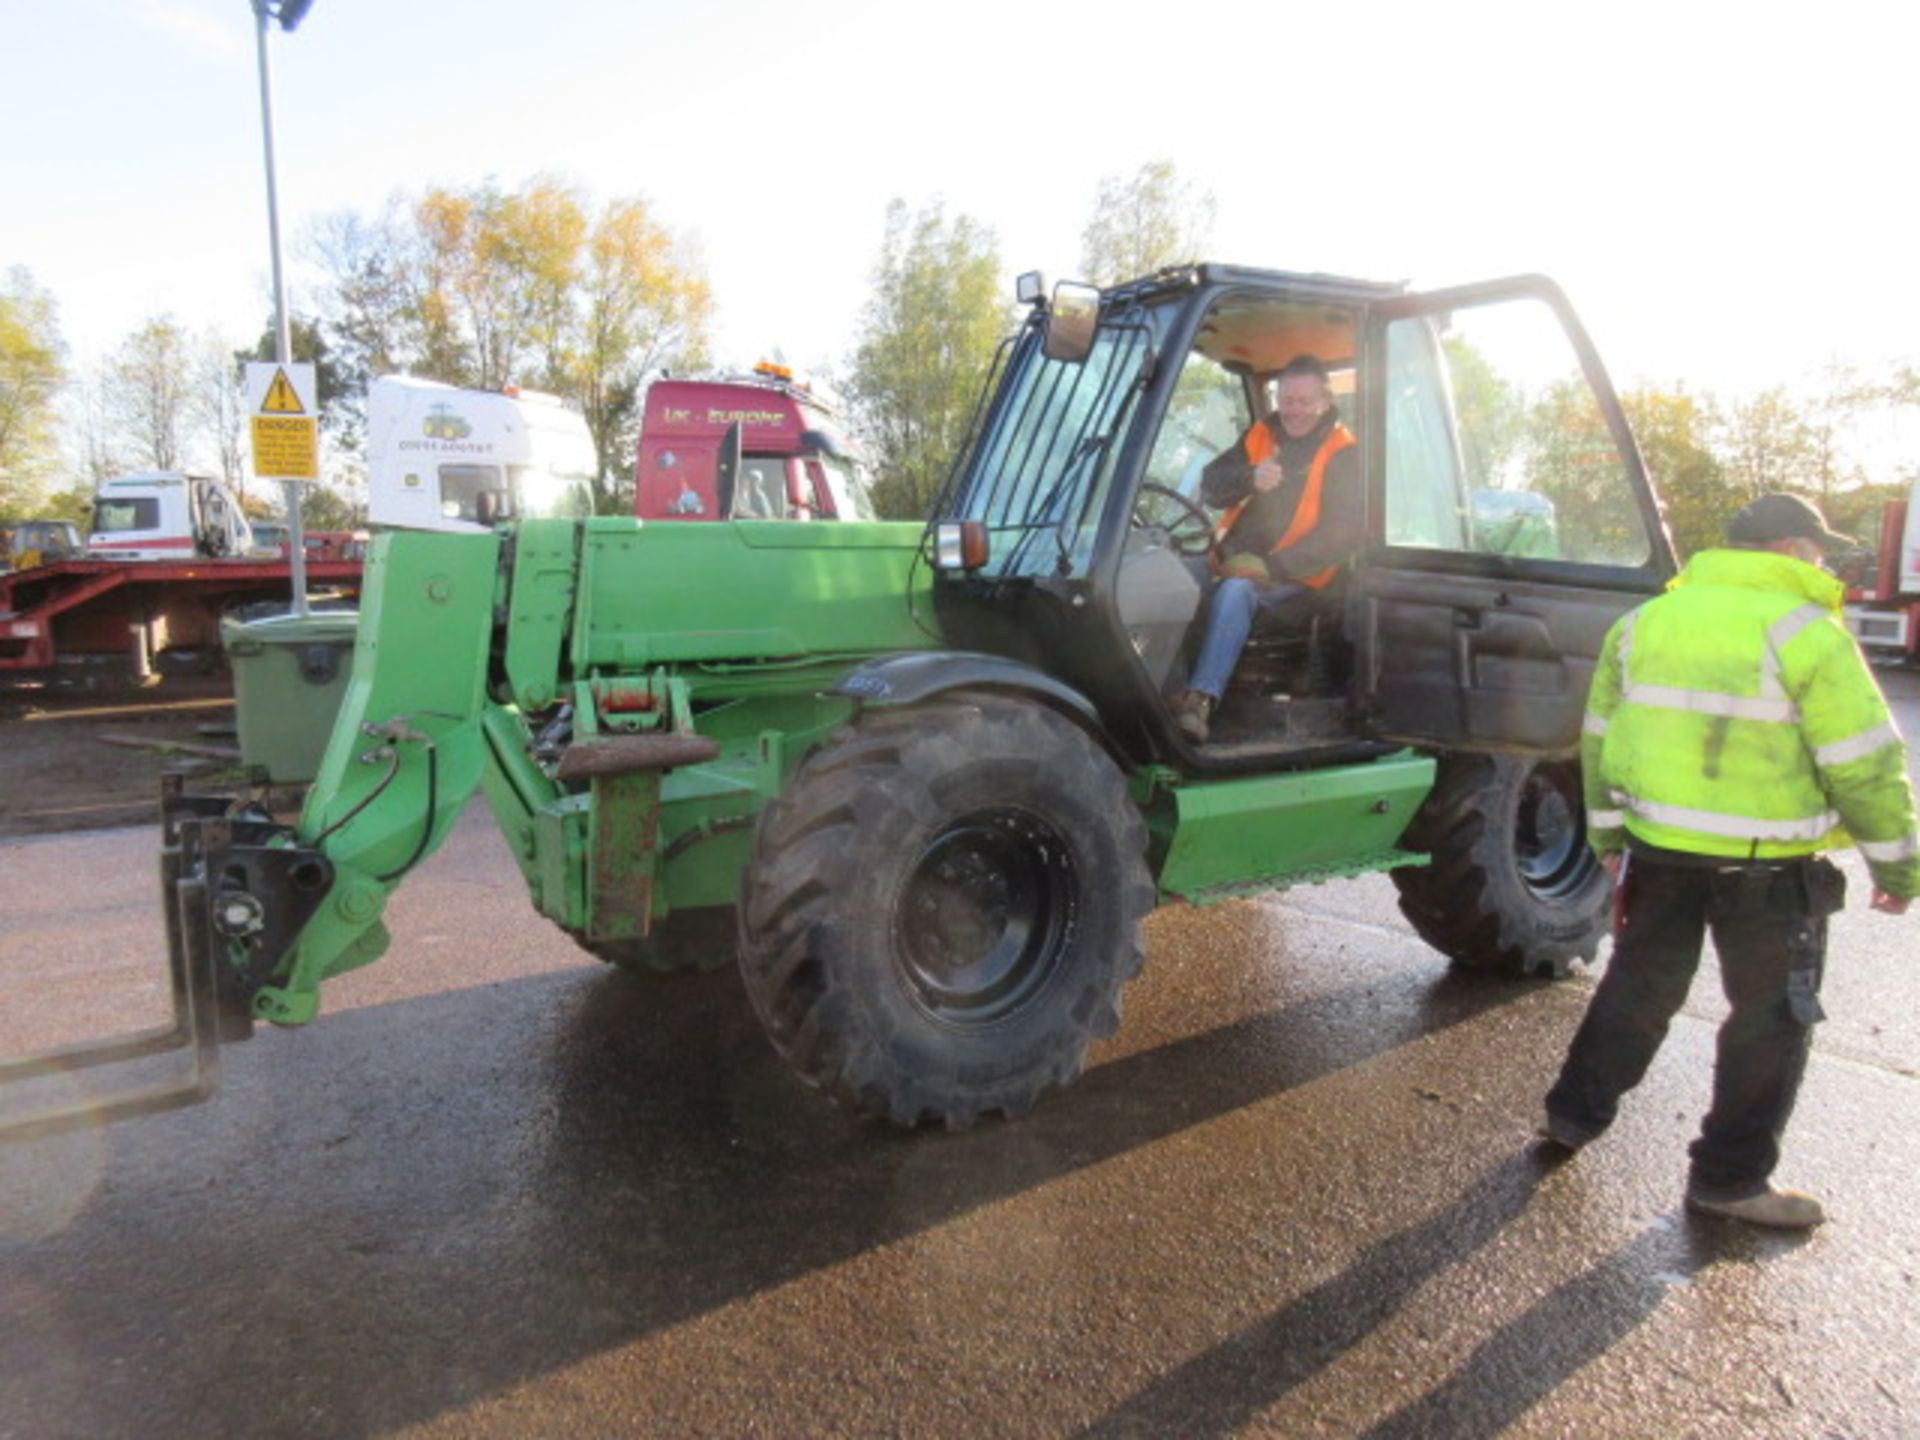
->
xmin=275 ymin=0 xmax=314 ymax=31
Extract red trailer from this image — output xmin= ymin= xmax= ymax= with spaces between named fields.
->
xmin=0 ymin=555 xmax=361 ymax=684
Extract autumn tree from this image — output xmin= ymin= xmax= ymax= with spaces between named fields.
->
xmin=296 ymin=481 xmax=364 ymax=531
xmin=1801 ymin=361 xmax=1876 ymax=503
xmin=0 ymin=267 xmax=68 ymax=514
xmin=108 ymin=317 xmax=194 ymax=471
xmin=306 ymin=174 xmax=710 ymax=510
xmin=845 ymin=199 xmax=1006 ymax=518
xmin=307 ymin=203 xmax=414 ymax=394
xmin=195 ymin=331 xmax=249 ymax=496
xmin=567 ymin=196 xmax=712 ymax=512
xmin=67 ymin=366 xmax=123 ymax=489
xmin=1079 ymin=160 xmax=1216 ymax=288
xmin=408 ymin=177 xmax=588 ymax=389
xmin=1519 ymin=377 xmax=1651 ymax=563
xmin=1619 ymin=385 xmax=1724 ymax=558
xmin=1719 ymin=388 xmax=1820 ymax=500
xmin=1442 ymin=334 xmax=1525 ymax=491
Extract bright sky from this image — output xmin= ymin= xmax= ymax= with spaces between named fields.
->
xmin=6 ymin=0 xmax=1917 ymax=405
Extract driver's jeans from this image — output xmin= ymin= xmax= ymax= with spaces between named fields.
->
xmin=1189 ymin=576 xmax=1307 ymax=700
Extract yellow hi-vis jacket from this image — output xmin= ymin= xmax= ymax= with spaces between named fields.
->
xmin=1583 ymin=547 xmax=1920 ymax=899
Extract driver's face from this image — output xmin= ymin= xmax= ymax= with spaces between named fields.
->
xmin=1276 ymin=375 xmax=1331 ymax=438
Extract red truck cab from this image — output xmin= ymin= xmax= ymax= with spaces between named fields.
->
xmin=1843 ymin=482 xmax=1920 ymax=663
xmin=633 ymin=364 xmax=877 ymax=522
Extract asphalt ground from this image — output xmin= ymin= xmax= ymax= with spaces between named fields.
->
xmin=2 ymin=668 xmax=1916 ymax=1438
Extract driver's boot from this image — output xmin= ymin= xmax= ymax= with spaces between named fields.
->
xmin=1175 ymin=691 xmax=1214 ymax=744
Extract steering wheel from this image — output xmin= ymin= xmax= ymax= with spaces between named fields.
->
xmin=1133 ymin=482 xmax=1218 ymax=558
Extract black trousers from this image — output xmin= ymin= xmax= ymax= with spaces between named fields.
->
xmin=1545 ymin=850 xmax=1843 ymax=1196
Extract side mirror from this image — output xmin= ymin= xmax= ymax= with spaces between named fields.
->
xmin=1043 ymin=282 xmax=1101 ymax=364
xmin=714 ymin=421 xmax=744 ymax=519
xmin=785 ymin=468 xmax=814 ymax=521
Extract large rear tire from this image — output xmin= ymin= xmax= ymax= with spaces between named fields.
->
xmin=737 ymin=692 xmax=1153 ymax=1127
xmin=1391 ymin=752 xmax=1606 ymax=978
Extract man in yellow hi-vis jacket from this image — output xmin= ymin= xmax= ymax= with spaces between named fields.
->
xmin=1542 ymin=492 xmax=1919 ymax=1228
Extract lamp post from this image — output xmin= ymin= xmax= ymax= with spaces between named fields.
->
xmin=250 ymin=0 xmax=314 ymax=615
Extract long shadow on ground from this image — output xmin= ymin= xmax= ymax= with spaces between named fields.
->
xmin=4 ymin=955 xmax=1531 ymax=1438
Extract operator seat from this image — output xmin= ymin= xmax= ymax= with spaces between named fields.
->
xmin=1229 ymin=581 xmax=1350 ymax=699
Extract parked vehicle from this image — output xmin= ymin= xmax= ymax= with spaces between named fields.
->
xmin=0 ymin=472 xmax=356 ymax=683
xmin=8 ymin=263 xmax=1678 ymax=1142
xmin=86 ymin=472 xmax=254 ymax=561
xmin=365 ymin=376 xmax=595 ymax=532
xmin=634 ymin=363 xmax=877 ymax=521
xmin=1843 ymin=478 xmax=1920 ymax=664
xmin=250 ymin=522 xmax=366 ymax=563
xmin=2 ymin=519 xmax=82 ymax=573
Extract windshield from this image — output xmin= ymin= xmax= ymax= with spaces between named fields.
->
xmin=91 ymin=497 xmax=161 ymax=534
xmin=818 ymin=451 xmax=879 ymax=520
xmin=947 ymin=308 xmax=1162 ymax=579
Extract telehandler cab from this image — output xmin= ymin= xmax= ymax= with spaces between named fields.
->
xmin=3 ymin=265 xmax=1677 ymax=1142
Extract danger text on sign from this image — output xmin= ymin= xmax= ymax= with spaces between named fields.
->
xmin=251 ymin=414 xmax=319 ymax=480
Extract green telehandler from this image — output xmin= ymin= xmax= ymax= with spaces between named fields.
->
xmin=4 ymin=265 xmax=1677 ymax=1141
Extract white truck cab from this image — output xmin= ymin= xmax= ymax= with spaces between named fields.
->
xmin=366 ymin=376 xmax=596 ymax=533
xmin=87 ymin=472 xmax=254 ymax=562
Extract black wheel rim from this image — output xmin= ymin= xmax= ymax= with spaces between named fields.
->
xmin=895 ymin=807 xmax=1079 ymax=1025
xmin=1514 ymin=762 xmax=1595 ymax=899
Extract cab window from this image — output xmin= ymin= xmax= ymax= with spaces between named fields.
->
xmin=439 ymin=463 xmax=506 ymax=522
xmin=92 ymin=498 xmax=160 ymax=533
xmin=731 ymin=457 xmax=790 ymax=518
xmin=1383 ymin=298 xmax=1653 ymax=567
xmin=1138 ymin=348 xmax=1252 ymax=509
xmin=1136 ymin=292 xmax=1361 ymax=525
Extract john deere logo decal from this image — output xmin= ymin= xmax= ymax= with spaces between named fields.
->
xmin=396 ymin=401 xmax=493 ymax=456
xmin=422 ymin=404 xmax=472 ymax=440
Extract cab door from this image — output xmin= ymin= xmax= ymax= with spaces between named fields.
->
xmin=1351 ymin=275 xmax=1676 ymax=754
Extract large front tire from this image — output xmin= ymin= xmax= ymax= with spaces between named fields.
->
xmin=1390 ymin=752 xmax=1607 ymax=978
xmin=737 ymin=693 xmax=1154 ymax=1127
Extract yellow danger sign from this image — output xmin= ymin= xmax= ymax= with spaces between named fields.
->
xmin=260 ymin=367 xmax=306 ymax=414
xmin=250 ymin=415 xmax=319 ymax=481
xmin=245 ymin=361 xmax=320 ymax=481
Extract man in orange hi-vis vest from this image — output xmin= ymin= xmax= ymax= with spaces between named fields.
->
xmin=1173 ymin=354 xmax=1364 ymax=744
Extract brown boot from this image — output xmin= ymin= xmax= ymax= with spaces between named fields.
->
xmin=1175 ymin=690 xmax=1214 ymax=744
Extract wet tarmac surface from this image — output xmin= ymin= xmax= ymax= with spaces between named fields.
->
xmin=3 ymin=670 xmax=1918 ymax=1438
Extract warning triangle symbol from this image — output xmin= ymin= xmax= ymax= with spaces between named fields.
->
xmin=262 ymin=368 xmax=306 ymax=415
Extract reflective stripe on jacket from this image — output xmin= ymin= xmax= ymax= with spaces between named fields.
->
xmin=1212 ymin=423 xmax=1355 ymax=590
xmin=1582 ymin=546 xmax=1920 ymax=898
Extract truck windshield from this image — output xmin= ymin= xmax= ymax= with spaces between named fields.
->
xmin=950 ymin=309 xmax=1160 ymax=580
xmin=818 ymin=452 xmax=878 ymax=521
xmin=92 ymin=498 xmax=160 ymax=534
